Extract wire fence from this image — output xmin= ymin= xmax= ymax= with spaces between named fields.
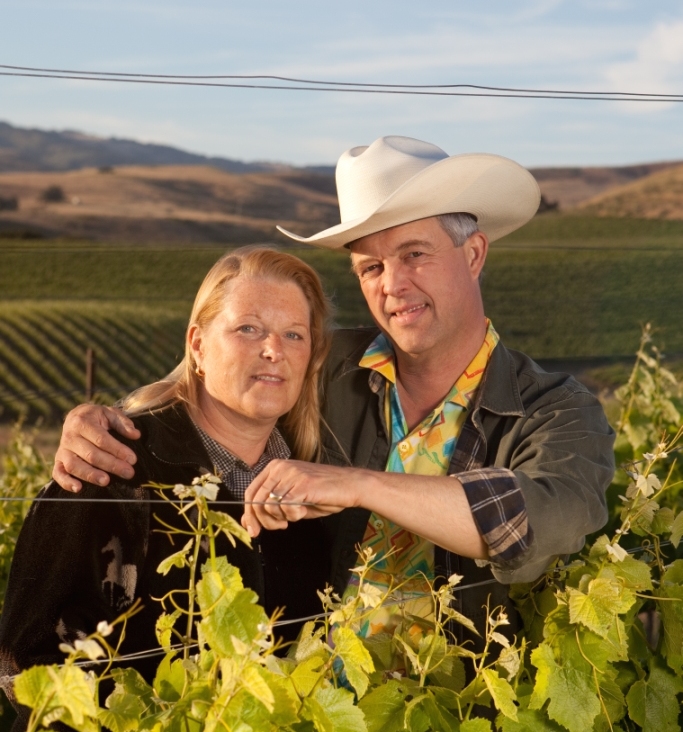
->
xmin=0 ymin=537 xmax=669 ymax=684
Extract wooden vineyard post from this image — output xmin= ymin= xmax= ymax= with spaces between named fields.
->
xmin=85 ymin=347 xmax=96 ymax=402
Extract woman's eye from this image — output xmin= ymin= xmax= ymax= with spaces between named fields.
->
xmin=238 ymin=325 xmax=256 ymax=333
xmin=285 ymin=331 xmax=304 ymax=340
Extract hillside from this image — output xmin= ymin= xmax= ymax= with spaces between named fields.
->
xmin=0 ymin=165 xmax=338 ymax=243
xmin=530 ymin=162 xmax=683 ymax=209
xmin=3 ymin=121 xmax=683 ymax=219
xmin=0 ymin=121 xmax=286 ymax=174
xmin=577 ymin=163 xmax=683 ymax=219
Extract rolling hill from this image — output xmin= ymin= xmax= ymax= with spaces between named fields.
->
xmin=0 ymin=165 xmax=338 ymax=243
xmin=578 ymin=163 xmax=683 ymax=219
xmin=0 ymin=121 xmax=288 ymax=174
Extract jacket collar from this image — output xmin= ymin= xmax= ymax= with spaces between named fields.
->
xmin=133 ymin=403 xmax=214 ymax=471
xmin=334 ymin=329 xmax=525 ymax=419
xmin=475 ymin=341 xmax=525 ymax=418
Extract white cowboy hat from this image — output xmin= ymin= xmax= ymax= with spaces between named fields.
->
xmin=277 ymin=135 xmax=541 ymax=249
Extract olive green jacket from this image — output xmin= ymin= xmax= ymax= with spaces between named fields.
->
xmin=318 ymin=328 xmax=615 ymax=637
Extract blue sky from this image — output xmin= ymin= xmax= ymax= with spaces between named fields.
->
xmin=2 ymin=0 xmax=683 ymax=167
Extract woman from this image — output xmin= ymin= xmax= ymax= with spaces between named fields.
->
xmin=0 ymin=246 xmax=333 ymax=697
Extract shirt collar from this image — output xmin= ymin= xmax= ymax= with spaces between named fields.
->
xmin=359 ymin=321 xmax=500 ymax=411
xmin=194 ymin=423 xmax=291 ymax=475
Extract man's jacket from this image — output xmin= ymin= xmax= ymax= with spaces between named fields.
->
xmin=318 ymin=328 xmax=615 ymax=639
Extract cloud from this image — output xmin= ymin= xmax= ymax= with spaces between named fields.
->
xmin=604 ymin=19 xmax=683 ymax=101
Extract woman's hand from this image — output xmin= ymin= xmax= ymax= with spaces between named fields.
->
xmin=241 ymin=460 xmax=365 ymax=537
xmin=53 ymin=404 xmax=141 ymax=492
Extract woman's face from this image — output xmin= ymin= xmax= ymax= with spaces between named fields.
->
xmin=190 ymin=275 xmax=312 ymax=430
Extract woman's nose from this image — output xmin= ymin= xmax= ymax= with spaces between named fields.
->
xmin=261 ymin=333 xmax=284 ymax=361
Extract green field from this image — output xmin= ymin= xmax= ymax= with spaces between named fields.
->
xmin=1 ymin=214 xmax=682 ymax=422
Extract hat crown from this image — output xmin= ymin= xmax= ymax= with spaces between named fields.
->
xmin=336 ymin=136 xmax=448 ymax=222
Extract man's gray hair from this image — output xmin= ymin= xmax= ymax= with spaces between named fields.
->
xmin=437 ymin=213 xmax=479 ymax=247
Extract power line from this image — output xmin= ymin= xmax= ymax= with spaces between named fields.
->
xmin=1 ymin=66 xmax=682 ymax=102
xmin=2 ymin=64 xmax=683 ymax=97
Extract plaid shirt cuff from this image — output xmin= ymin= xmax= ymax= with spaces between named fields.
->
xmin=454 ymin=468 xmax=533 ymax=566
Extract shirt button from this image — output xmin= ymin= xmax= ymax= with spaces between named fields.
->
xmin=373 ymin=518 xmax=384 ymax=530
xmin=399 ymin=441 xmax=409 ymax=452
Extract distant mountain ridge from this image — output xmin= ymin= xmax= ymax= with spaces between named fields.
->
xmin=0 ymin=121 xmax=309 ymax=174
xmin=3 ymin=121 xmax=682 ymax=207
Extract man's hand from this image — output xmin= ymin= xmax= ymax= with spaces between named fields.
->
xmin=241 ymin=460 xmax=488 ymax=559
xmin=241 ymin=460 xmax=362 ymax=537
xmin=53 ymin=404 xmax=141 ymax=492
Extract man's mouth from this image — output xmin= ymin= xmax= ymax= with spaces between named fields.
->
xmin=390 ymin=303 xmax=427 ymax=319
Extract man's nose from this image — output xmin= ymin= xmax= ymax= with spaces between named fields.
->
xmin=261 ymin=333 xmax=284 ymax=361
xmin=380 ymin=262 xmax=409 ymax=296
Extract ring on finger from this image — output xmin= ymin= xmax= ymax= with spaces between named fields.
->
xmin=268 ymin=491 xmax=284 ymax=503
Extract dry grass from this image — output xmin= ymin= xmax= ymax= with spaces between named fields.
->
xmin=0 ymin=165 xmax=339 ymax=244
xmin=578 ymin=163 xmax=683 ymax=219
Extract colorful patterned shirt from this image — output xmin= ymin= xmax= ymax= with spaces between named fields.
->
xmin=344 ymin=322 xmax=500 ymax=639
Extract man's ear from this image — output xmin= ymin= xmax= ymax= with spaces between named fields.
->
xmin=465 ymin=231 xmax=488 ymax=280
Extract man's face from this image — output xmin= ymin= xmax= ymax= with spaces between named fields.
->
xmin=349 ymin=217 xmax=488 ymax=360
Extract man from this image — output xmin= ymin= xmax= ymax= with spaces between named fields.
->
xmin=53 ymin=136 xmax=615 ymax=638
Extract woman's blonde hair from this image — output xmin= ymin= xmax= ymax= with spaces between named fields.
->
xmin=122 ymin=246 xmax=332 ymax=461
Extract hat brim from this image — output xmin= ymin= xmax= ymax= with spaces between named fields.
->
xmin=277 ymin=153 xmax=540 ymax=249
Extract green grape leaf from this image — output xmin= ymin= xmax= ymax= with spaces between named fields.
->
xmin=199 ymin=586 xmax=268 ymax=656
xmin=155 ymin=609 xmax=182 ymax=651
xmin=207 ymin=509 xmax=252 ymax=548
xmin=291 ymin=655 xmax=326 ymax=698
xmin=303 ymin=686 xmax=367 ymax=732
xmin=156 ymin=538 xmax=192 ymax=575
xmin=652 ymin=506 xmax=675 ymax=535
xmin=529 ymin=643 xmax=601 ymax=732
xmin=626 ymin=659 xmax=683 ymax=732
xmin=609 ymin=554 xmax=654 ymax=592
xmin=670 ymin=511 xmax=683 ymax=548
xmin=658 ymin=562 xmax=683 ymax=673
xmin=153 ymin=653 xmax=185 ymax=702
xmin=259 ymin=667 xmax=304 ymax=727
xmin=429 ymin=685 xmax=462 ymax=710
xmin=460 ymin=720 xmax=492 ymax=732
xmin=239 ymin=664 xmax=275 ymax=713
xmin=15 ymin=664 xmax=99 ymax=730
xmin=294 ymin=620 xmax=327 ymax=662
xmin=13 ymin=665 xmax=53 ymax=710
xmin=357 ymin=680 xmax=408 ymax=732
xmin=332 ymin=626 xmax=375 ymax=698
xmin=567 ymin=578 xmax=635 ymax=638
xmin=54 ymin=665 xmax=99 ymax=727
xmin=428 ymin=654 xmax=466 ymax=692
xmin=597 ymin=669 xmax=626 ymax=728
xmin=197 ymin=556 xmax=244 ymax=614
xmin=482 ymin=668 xmax=518 ymax=721
xmin=498 ymin=707 xmax=565 ymax=732
xmin=99 ymin=687 xmax=145 ymax=732
xmin=404 ymin=693 xmax=459 ymax=732
xmin=362 ymin=632 xmax=395 ymax=672
xmin=110 ymin=667 xmax=155 ymax=709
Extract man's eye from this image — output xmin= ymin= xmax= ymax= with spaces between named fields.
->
xmin=361 ymin=264 xmax=381 ymax=277
xmin=406 ymin=251 xmax=423 ymax=260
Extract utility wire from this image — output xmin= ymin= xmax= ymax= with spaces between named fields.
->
xmin=1 ymin=67 xmax=683 ymax=102
xmin=2 ymin=64 xmax=683 ymax=100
